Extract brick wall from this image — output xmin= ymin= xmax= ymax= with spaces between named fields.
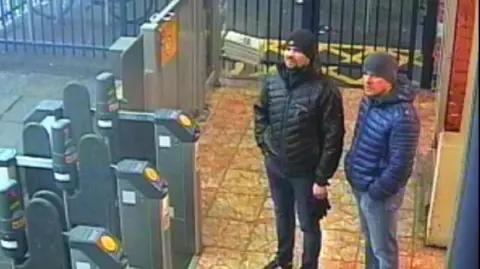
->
xmin=445 ymin=0 xmax=477 ymax=132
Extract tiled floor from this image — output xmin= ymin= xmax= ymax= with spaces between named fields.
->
xmin=195 ymin=87 xmax=445 ymax=269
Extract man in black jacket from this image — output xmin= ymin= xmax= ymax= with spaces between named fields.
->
xmin=254 ymin=29 xmax=345 ymax=269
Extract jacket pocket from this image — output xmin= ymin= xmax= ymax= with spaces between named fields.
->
xmin=262 ymin=127 xmax=278 ymax=156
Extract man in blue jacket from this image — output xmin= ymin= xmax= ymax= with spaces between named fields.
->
xmin=344 ymin=52 xmax=420 ymax=269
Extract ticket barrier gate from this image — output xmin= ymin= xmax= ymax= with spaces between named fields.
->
xmin=0 ymin=110 xmax=173 ymax=268
xmin=0 ymin=179 xmax=129 ymax=269
xmin=25 ymin=72 xmax=202 ymax=268
xmin=93 ymin=72 xmax=202 ymax=268
xmin=0 ymin=71 xmax=202 ymax=268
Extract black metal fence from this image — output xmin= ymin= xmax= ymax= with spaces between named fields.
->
xmin=224 ymin=0 xmax=429 ymax=85
xmin=0 ymin=0 xmax=435 ymax=86
xmin=0 ymin=0 xmax=170 ymax=56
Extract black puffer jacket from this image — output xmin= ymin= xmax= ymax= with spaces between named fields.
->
xmin=254 ymin=63 xmax=345 ymax=185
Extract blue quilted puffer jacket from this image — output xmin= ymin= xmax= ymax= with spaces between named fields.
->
xmin=344 ymin=74 xmax=421 ymax=201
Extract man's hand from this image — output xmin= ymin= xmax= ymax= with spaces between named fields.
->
xmin=312 ymin=183 xmax=328 ymax=200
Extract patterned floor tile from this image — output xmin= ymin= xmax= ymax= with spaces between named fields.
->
xmin=246 ymin=222 xmax=276 ymax=252
xmin=197 ymin=146 xmax=236 ymax=170
xmin=344 ymin=120 xmax=357 ymax=148
xmin=199 ymin=126 xmax=245 ymax=147
xmin=202 ymin=217 xmax=254 ymax=250
xmin=398 ymin=210 xmax=415 ymax=237
xmin=230 ymin=147 xmax=264 ymax=172
xmin=401 ymin=188 xmax=416 ymax=210
xmin=199 ymin=167 xmax=228 ymax=191
xmin=240 ymin=252 xmax=276 ymax=269
xmin=196 ymin=247 xmax=243 ymax=269
xmin=199 ymin=133 xmax=244 ymax=148
xmin=219 ymin=169 xmax=267 ymax=196
xmin=196 ymin=87 xmax=443 ymax=267
xmin=202 ymin=190 xmax=217 ymax=216
xmin=411 ymin=240 xmax=447 ymax=269
xmin=320 ymin=260 xmax=359 ymax=269
xmin=238 ymin=134 xmax=258 ymax=149
xmin=329 ymin=173 xmax=356 ymax=205
xmin=355 ymin=256 xmax=413 ymax=269
xmin=357 ymin=237 xmax=414 ymax=262
xmin=341 ymin=89 xmax=362 ymax=122
xmin=208 ymin=192 xmax=265 ymax=221
xmin=319 ymin=230 xmax=360 ymax=262
xmin=257 ymin=198 xmax=276 ymax=222
xmin=322 ymin=203 xmax=359 ymax=233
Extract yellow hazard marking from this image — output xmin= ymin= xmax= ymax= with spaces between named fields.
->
xmin=226 ymin=39 xmax=423 ymax=86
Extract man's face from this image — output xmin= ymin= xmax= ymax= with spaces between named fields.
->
xmin=284 ymin=46 xmax=310 ymax=69
xmin=363 ymin=74 xmax=392 ymax=97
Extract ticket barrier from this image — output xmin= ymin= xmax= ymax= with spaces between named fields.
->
xmin=0 ymin=108 xmax=174 ymax=268
xmin=61 ymin=72 xmax=202 ymax=268
xmin=0 ymin=119 xmax=122 ymax=241
xmin=93 ymin=73 xmax=202 ymax=268
xmin=0 ymin=179 xmax=129 ymax=269
xmin=0 ymin=71 xmax=201 ymax=268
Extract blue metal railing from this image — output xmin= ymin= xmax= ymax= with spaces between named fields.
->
xmin=0 ymin=0 xmax=170 ymax=56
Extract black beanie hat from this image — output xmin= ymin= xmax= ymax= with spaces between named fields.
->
xmin=286 ymin=29 xmax=317 ymax=61
xmin=363 ymin=52 xmax=398 ymax=84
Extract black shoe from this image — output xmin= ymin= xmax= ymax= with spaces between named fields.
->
xmin=263 ymin=260 xmax=293 ymax=269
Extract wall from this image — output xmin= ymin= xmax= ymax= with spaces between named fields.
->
xmin=444 ymin=0 xmax=477 ymax=131
xmin=426 ymin=0 xmax=478 ymax=247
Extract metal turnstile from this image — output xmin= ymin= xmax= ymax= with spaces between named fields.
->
xmin=68 ymin=226 xmax=128 ymax=269
xmin=154 ymin=109 xmax=201 ymax=268
xmin=116 ymin=160 xmax=172 ymax=269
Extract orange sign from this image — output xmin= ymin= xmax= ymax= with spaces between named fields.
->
xmin=157 ymin=19 xmax=178 ymax=66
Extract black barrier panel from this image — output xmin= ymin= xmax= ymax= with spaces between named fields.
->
xmin=117 ymin=113 xmax=156 ymax=166
xmin=32 ymin=191 xmax=68 ymax=232
xmin=16 ymin=197 xmax=69 ymax=269
xmin=70 ymin=134 xmax=121 ymax=240
xmin=21 ymin=123 xmax=61 ymax=199
xmin=63 ymin=84 xmax=94 ymax=146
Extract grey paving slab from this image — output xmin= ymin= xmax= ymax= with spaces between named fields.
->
xmin=0 ymin=121 xmax=24 ymax=150
xmin=0 ymin=72 xmax=29 ymax=95
xmin=0 ymin=94 xmax=22 ymax=116
xmin=0 ymin=70 xmax=91 ymax=149
xmin=0 ymin=96 xmax=48 ymax=123
xmin=15 ymin=73 xmax=74 ymax=99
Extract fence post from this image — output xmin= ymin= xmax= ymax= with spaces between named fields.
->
xmin=301 ymin=0 xmax=320 ymax=47
xmin=119 ymin=0 xmax=128 ymax=35
xmin=421 ymin=0 xmax=439 ymax=89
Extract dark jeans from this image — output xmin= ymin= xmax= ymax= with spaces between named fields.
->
xmin=266 ymin=158 xmax=322 ymax=269
xmin=353 ymin=188 xmax=405 ymax=269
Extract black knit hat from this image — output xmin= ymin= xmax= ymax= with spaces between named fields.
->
xmin=286 ymin=29 xmax=317 ymax=61
xmin=363 ymin=52 xmax=398 ymax=84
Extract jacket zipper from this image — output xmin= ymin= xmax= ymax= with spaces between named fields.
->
xmin=349 ymin=101 xmax=372 ymax=176
xmin=279 ymin=92 xmax=293 ymax=168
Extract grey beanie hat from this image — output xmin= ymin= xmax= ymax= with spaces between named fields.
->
xmin=363 ymin=52 xmax=398 ymax=84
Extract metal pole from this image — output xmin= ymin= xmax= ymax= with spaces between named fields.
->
xmin=365 ymin=0 xmax=372 ymax=34
xmin=301 ymin=0 xmax=320 ymax=48
xmin=447 ymin=59 xmax=478 ymax=269
xmin=420 ymin=0 xmax=438 ymax=89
